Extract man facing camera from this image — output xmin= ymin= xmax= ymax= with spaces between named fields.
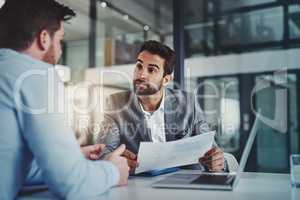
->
xmin=0 ymin=0 xmax=129 ymax=199
xmin=97 ymin=40 xmax=226 ymax=173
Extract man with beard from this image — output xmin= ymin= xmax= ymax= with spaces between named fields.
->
xmin=97 ymin=40 xmax=226 ymax=174
xmin=0 ymin=0 xmax=130 ymax=199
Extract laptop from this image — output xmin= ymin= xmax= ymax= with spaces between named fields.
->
xmin=152 ymin=114 xmax=260 ymax=190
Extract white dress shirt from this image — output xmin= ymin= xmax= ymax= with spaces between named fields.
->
xmin=139 ymin=93 xmax=166 ymax=143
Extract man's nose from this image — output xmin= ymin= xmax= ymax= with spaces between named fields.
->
xmin=137 ymin=69 xmax=148 ymax=79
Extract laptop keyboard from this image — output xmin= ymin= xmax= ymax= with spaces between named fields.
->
xmin=191 ymin=174 xmax=235 ymax=185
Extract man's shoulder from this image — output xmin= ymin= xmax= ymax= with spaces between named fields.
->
xmin=164 ymin=88 xmax=199 ymax=113
xmin=109 ymin=91 xmax=132 ymax=101
xmin=0 ymin=49 xmax=52 ymax=83
xmin=0 ymin=49 xmax=52 ymax=69
xmin=165 ymin=88 xmax=193 ymax=101
xmin=106 ymin=90 xmax=134 ymax=109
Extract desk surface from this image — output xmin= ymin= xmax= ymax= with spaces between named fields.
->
xmin=18 ymin=171 xmax=299 ymax=200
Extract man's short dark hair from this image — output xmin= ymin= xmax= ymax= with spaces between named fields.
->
xmin=0 ymin=0 xmax=76 ymax=50
xmin=139 ymin=40 xmax=175 ymax=76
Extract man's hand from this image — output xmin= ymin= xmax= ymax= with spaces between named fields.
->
xmin=106 ymin=144 xmax=130 ymax=186
xmin=122 ymin=149 xmax=139 ymax=173
xmin=81 ymin=144 xmax=106 ymax=160
xmin=199 ymin=147 xmax=225 ymax=172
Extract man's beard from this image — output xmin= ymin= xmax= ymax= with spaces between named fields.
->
xmin=133 ymin=79 xmax=163 ymax=96
xmin=43 ymin=44 xmax=56 ymax=65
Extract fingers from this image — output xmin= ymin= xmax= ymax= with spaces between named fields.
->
xmin=207 ymin=150 xmax=223 ymax=159
xmin=88 ymin=144 xmax=105 ymax=153
xmin=202 ymin=148 xmax=223 ymax=160
xmin=83 ymin=144 xmax=106 ymax=160
xmin=200 ymin=153 xmax=224 ymax=163
xmin=200 ymin=157 xmax=224 ymax=166
xmin=89 ymin=153 xmax=101 ymax=160
xmin=200 ymin=160 xmax=224 ymax=172
xmin=199 ymin=148 xmax=225 ymax=172
xmin=204 ymin=147 xmax=221 ymax=157
xmin=208 ymin=163 xmax=225 ymax=172
xmin=127 ymin=158 xmax=139 ymax=169
xmin=127 ymin=159 xmax=138 ymax=175
xmin=122 ymin=149 xmax=137 ymax=160
xmin=121 ymin=149 xmax=138 ymax=174
xmin=94 ymin=144 xmax=106 ymax=152
xmin=111 ymin=144 xmax=126 ymax=156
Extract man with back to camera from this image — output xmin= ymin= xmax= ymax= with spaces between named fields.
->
xmin=97 ymin=40 xmax=227 ymax=173
xmin=0 ymin=0 xmax=130 ymax=199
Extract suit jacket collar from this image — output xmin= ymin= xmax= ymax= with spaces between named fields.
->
xmin=164 ymin=88 xmax=178 ymax=141
xmin=131 ymin=93 xmax=152 ymax=141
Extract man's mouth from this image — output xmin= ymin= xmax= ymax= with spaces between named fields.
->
xmin=134 ymin=80 xmax=148 ymax=86
xmin=135 ymin=83 xmax=147 ymax=90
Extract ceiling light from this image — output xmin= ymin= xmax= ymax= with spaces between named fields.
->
xmin=100 ymin=1 xmax=107 ymax=8
xmin=0 ymin=0 xmax=5 ymax=9
xmin=143 ymin=25 xmax=150 ymax=31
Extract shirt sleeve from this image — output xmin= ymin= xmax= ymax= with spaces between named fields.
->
xmin=192 ymin=95 xmax=228 ymax=172
xmin=17 ymin=68 xmax=119 ymax=199
xmin=96 ymin=114 xmax=121 ymax=157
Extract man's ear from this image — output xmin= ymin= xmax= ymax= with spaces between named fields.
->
xmin=163 ymin=74 xmax=173 ymax=86
xmin=37 ymin=30 xmax=51 ymax=52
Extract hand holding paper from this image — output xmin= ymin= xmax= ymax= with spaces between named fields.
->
xmin=135 ymin=131 xmax=216 ymax=174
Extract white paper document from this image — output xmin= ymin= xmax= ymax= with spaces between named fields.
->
xmin=135 ymin=131 xmax=215 ymax=174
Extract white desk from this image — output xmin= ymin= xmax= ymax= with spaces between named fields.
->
xmin=18 ymin=171 xmax=299 ymax=200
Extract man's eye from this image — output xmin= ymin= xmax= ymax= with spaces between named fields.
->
xmin=136 ymin=64 xmax=143 ymax=69
xmin=148 ymin=68 xmax=155 ymax=73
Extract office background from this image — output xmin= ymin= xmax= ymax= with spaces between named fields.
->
xmin=56 ymin=0 xmax=300 ymax=174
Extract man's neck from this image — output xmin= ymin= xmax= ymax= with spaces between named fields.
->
xmin=138 ymin=89 xmax=164 ymax=112
xmin=20 ymin=43 xmax=44 ymax=62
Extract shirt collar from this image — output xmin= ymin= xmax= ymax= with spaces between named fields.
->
xmin=138 ymin=90 xmax=165 ymax=115
xmin=0 ymin=48 xmax=53 ymax=68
